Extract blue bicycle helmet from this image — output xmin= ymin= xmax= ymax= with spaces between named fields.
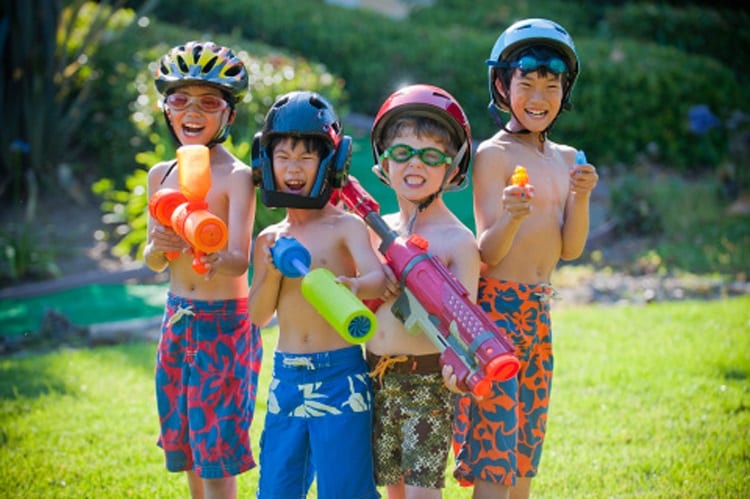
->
xmin=486 ymin=18 xmax=579 ymax=115
xmin=251 ymin=91 xmax=352 ymax=209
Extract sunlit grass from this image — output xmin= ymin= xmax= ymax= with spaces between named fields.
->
xmin=1 ymin=297 xmax=749 ymax=497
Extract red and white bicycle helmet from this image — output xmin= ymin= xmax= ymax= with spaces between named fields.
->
xmin=371 ymin=84 xmax=472 ymax=191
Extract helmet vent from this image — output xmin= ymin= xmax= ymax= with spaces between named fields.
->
xmin=192 ymin=44 xmax=203 ymax=61
xmin=309 ymin=95 xmax=327 ymax=109
xmin=226 ymin=65 xmax=241 ymax=77
xmin=202 ymin=56 xmax=218 ymax=74
xmin=177 ymin=56 xmax=189 ymax=74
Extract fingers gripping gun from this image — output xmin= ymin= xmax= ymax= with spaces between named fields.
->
xmin=148 ymin=145 xmax=228 ymax=274
xmin=270 ymin=236 xmax=377 ymax=345
xmin=338 ymin=176 xmax=520 ymax=397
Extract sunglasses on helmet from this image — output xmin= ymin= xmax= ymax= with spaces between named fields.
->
xmin=380 ymin=144 xmax=452 ymax=167
xmin=487 ymin=55 xmax=568 ymax=74
xmin=165 ymin=93 xmax=228 ymax=113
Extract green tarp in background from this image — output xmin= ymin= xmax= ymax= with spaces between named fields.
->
xmin=0 ymin=283 xmax=168 ymax=337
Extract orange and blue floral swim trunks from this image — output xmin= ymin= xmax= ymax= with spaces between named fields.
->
xmin=453 ymin=277 xmax=554 ymax=486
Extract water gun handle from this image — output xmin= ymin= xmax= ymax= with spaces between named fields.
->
xmin=147 ymin=146 xmax=229 ymax=274
xmin=148 ymin=189 xmax=185 ymax=261
xmin=575 ymin=149 xmax=587 ymax=165
xmin=270 ymin=236 xmax=377 ymax=344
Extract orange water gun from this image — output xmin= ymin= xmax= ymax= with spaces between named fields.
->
xmin=511 ymin=165 xmax=529 ymax=187
xmin=148 ymin=145 xmax=228 ymax=274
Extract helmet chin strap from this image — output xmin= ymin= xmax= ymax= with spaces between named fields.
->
xmin=404 ymin=140 xmax=468 ymax=234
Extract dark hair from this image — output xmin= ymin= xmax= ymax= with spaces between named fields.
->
xmin=268 ymin=134 xmax=328 ymax=160
xmin=496 ymin=45 xmax=572 ymax=100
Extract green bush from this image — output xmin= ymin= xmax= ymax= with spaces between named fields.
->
xmin=603 ymin=3 xmax=750 ymax=86
xmin=0 ymin=0 xmax=138 ymax=206
xmin=0 ymin=225 xmax=60 ymax=285
xmin=149 ymin=0 xmax=746 ymax=172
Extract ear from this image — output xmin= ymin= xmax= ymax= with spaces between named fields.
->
xmin=494 ymin=78 xmax=508 ymax=100
xmin=226 ymin=108 xmax=237 ymax=125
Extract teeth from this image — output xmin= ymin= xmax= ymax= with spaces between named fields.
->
xmin=404 ymin=175 xmax=425 ymax=186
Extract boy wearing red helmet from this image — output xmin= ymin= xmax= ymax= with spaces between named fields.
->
xmin=366 ymin=84 xmax=481 ymax=498
xmin=452 ymin=19 xmax=599 ymax=499
xmin=144 ymin=41 xmax=260 ymax=499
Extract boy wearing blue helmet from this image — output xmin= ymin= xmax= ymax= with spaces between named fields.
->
xmin=248 ymin=91 xmax=388 ymax=498
xmin=452 ymin=19 xmax=598 ymax=499
xmin=144 ymin=41 xmax=261 ymax=499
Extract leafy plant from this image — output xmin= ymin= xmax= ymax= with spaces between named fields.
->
xmin=0 ymin=0 xmax=152 ymax=216
xmin=0 ymin=225 xmax=60 ymax=284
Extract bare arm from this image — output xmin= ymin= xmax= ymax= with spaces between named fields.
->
xmin=446 ymin=230 xmax=481 ymax=302
xmin=247 ymin=232 xmax=283 ymax=327
xmin=337 ymin=217 xmax=387 ymax=300
xmin=201 ymin=166 xmax=256 ymax=277
xmin=143 ymin=162 xmax=187 ymax=272
xmin=473 ymin=145 xmax=532 ymax=267
xmin=561 ymin=158 xmax=598 ymax=260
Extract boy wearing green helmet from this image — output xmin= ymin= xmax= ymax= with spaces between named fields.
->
xmin=452 ymin=19 xmax=599 ymax=499
xmin=144 ymin=41 xmax=260 ymax=499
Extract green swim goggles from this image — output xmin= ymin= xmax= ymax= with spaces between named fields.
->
xmin=487 ymin=55 xmax=568 ymax=74
xmin=380 ymin=144 xmax=452 ymax=167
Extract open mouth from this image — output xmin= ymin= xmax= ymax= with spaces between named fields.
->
xmin=526 ymin=109 xmax=548 ymax=118
xmin=404 ymin=174 xmax=426 ymax=187
xmin=284 ymin=179 xmax=306 ymax=194
xmin=182 ymin=123 xmax=205 ymax=136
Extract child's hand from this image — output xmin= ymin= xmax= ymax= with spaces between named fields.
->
xmin=263 ymin=236 xmax=284 ymax=275
xmin=336 ymin=275 xmax=359 ymax=294
xmin=150 ymin=224 xmax=187 ymax=254
xmin=501 ymin=184 xmax=534 ymax=220
xmin=380 ymin=264 xmax=401 ymax=301
xmin=442 ymin=365 xmax=466 ymax=395
xmin=569 ymin=163 xmax=598 ymax=195
xmin=199 ymin=251 xmax=222 ymax=280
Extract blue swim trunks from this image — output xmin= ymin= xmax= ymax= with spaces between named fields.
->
xmin=155 ymin=293 xmax=262 ymax=479
xmin=257 ymin=346 xmax=380 ymax=499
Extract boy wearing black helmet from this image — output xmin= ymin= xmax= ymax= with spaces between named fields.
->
xmin=248 ymin=90 xmax=387 ymax=499
xmin=365 ymin=84 xmax=480 ymax=498
xmin=453 ymin=19 xmax=598 ymax=499
xmin=144 ymin=41 xmax=261 ymax=499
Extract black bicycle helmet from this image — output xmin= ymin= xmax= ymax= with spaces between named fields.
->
xmin=251 ymin=91 xmax=352 ymax=209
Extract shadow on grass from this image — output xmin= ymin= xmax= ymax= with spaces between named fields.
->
xmin=0 ymin=340 xmax=157 ymax=401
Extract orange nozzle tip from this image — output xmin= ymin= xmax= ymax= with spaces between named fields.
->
xmin=511 ymin=165 xmax=529 ymax=187
xmin=485 ymin=355 xmax=520 ymax=381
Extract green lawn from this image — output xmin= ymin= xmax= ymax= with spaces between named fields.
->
xmin=1 ymin=297 xmax=748 ymax=497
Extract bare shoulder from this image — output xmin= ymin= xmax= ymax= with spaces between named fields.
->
xmin=474 ymin=134 xmax=515 ymax=177
xmin=147 ymin=159 xmax=174 ymax=179
xmin=333 ymin=207 xmax=369 ymax=233
xmin=548 ymin=140 xmax=578 ymax=165
xmin=437 ymin=219 xmax=476 ymax=250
